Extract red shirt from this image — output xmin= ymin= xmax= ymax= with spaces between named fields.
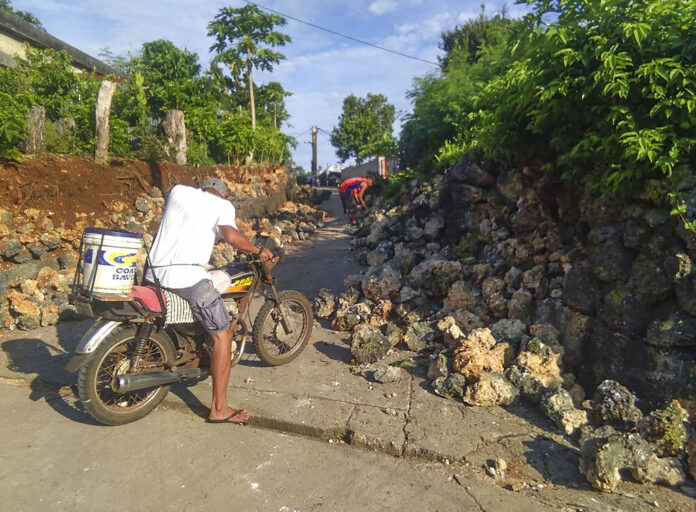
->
xmin=338 ymin=177 xmax=369 ymax=194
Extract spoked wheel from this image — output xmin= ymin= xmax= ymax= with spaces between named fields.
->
xmin=252 ymin=290 xmax=313 ymax=365
xmin=77 ymin=325 xmax=176 ymax=426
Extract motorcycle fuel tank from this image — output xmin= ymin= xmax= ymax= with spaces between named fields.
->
xmin=222 ymin=269 xmax=255 ymax=297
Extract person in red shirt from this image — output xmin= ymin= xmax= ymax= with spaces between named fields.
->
xmin=338 ymin=177 xmax=373 ymax=224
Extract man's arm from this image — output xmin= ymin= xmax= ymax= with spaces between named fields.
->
xmin=356 ymin=182 xmax=369 ymax=208
xmin=219 ymin=225 xmax=273 ymax=260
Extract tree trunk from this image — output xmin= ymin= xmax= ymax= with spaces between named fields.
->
xmin=94 ymin=80 xmax=117 ymax=163
xmin=162 ymin=109 xmax=187 ymax=165
xmin=21 ymin=106 xmax=46 ymax=154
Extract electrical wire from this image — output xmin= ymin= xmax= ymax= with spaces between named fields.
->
xmin=243 ymin=0 xmax=439 ymax=67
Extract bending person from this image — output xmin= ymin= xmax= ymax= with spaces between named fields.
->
xmin=338 ymin=176 xmax=373 ymax=225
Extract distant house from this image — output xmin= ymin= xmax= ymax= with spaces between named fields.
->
xmin=340 ymin=156 xmax=399 ymax=182
xmin=0 ymin=9 xmax=115 ymax=75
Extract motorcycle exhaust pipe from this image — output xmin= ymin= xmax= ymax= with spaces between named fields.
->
xmin=114 ymin=367 xmax=206 ymax=394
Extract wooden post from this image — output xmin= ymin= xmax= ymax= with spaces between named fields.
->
xmin=94 ymin=80 xmax=117 ymax=163
xmin=162 ymin=109 xmax=187 ymax=165
xmin=21 ymin=106 xmax=46 ymax=154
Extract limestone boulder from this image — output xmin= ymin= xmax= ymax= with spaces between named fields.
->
xmin=373 ymin=366 xmax=402 ymax=384
xmin=409 ymin=258 xmax=463 ymax=299
xmin=337 ymin=287 xmax=360 ymax=309
xmin=637 ymin=400 xmax=689 ymax=457
xmin=313 ymin=288 xmax=336 ymax=319
xmin=453 ymin=328 xmax=514 ymax=382
xmin=436 ymin=315 xmax=464 ymax=348
xmin=464 ymin=372 xmax=518 ymax=406
xmin=332 ymin=309 xmax=361 ymax=331
xmin=591 ymin=380 xmax=643 ymax=430
xmin=540 ymin=389 xmax=588 ymax=435
xmin=351 ymin=326 xmax=391 ymax=365
xmin=506 ymin=338 xmax=563 ymax=402
xmin=402 ymin=321 xmax=437 ymax=351
xmin=431 ymin=373 xmax=467 ymax=400
xmin=361 ymin=263 xmax=401 ymax=302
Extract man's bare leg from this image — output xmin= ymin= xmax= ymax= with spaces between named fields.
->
xmin=208 ymin=327 xmax=249 ymax=422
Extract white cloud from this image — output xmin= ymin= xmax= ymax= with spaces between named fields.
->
xmin=368 ymin=0 xmax=398 ymax=15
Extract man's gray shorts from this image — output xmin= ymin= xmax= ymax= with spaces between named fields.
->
xmin=169 ymin=279 xmax=230 ymax=334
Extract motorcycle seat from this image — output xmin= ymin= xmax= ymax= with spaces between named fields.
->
xmin=129 ymin=285 xmax=164 ymax=313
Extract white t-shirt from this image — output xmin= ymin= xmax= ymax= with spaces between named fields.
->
xmin=147 ymin=185 xmax=237 ymax=289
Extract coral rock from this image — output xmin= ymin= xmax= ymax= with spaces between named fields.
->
xmin=313 ymin=288 xmax=336 ymax=318
xmin=541 ymin=389 xmax=588 ymax=435
xmin=453 ymin=328 xmax=513 ymax=382
xmin=591 ymin=380 xmax=643 ymax=430
xmin=351 ymin=326 xmax=391 ymax=365
xmin=637 ymin=400 xmax=689 ymax=457
xmin=465 ymin=372 xmax=518 ymax=406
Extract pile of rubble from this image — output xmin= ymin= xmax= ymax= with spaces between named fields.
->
xmin=0 ymin=186 xmax=325 ymax=331
xmin=312 ymin=160 xmax=696 ymax=492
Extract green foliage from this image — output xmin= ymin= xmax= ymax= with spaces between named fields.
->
xmin=378 ymin=166 xmax=432 ymax=202
xmin=12 ymin=45 xmax=77 ymax=119
xmin=0 ymin=37 xmax=295 ymax=164
xmin=330 ymin=93 xmax=397 ymax=164
xmin=45 ymin=118 xmax=76 ymax=153
xmin=453 ymin=236 xmax=472 ymax=261
xmin=0 ymin=91 xmax=30 ymax=160
xmin=400 ymin=13 xmax=522 ymax=170
xmin=402 ymin=0 xmax=696 ymax=196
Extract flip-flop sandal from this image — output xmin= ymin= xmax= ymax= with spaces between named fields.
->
xmin=206 ymin=410 xmax=247 ymax=425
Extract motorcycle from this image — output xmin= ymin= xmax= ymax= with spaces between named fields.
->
xmin=66 ymin=235 xmax=313 ymax=426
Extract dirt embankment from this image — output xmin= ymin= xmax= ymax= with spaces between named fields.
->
xmin=0 ymin=155 xmax=317 ymax=331
xmin=0 ymin=154 xmax=291 ymax=228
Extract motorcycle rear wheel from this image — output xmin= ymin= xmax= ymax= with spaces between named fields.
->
xmin=77 ymin=324 xmax=176 ymax=426
xmin=252 ymin=290 xmax=313 ymax=366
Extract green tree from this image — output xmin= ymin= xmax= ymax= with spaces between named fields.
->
xmin=208 ymin=5 xmax=291 ymax=131
xmin=130 ymin=39 xmax=202 ymax=116
xmin=330 ymin=93 xmax=396 ymax=164
xmin=438 ymin=5 xmax=514 ymax=68
xmin=0 ymin=0 xmax=43 ymax=29
xmin=256 ymin=81 xmax=291 ymax=129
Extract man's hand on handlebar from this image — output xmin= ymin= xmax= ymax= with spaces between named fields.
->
xmin=256 ymin=247 xmax=274 ymax=262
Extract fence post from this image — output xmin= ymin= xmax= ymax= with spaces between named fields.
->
xmin=21 ymin=106 xmax=46 ymax=155
xmin=95 ymin=80 xmax=117 ymax=163
xmin=162 ymin=109 xmax=187 ymax=165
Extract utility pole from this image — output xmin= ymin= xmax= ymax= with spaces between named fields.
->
xmin=311 ymin=125 xmax=317 ymax=186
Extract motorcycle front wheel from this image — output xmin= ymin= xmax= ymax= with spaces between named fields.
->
xmin=252 ymin=290 xmax=313 ymax=366
xmin=77 ymin=324 xmax=176 ymax=426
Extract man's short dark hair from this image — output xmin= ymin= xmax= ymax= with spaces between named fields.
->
xmin=201 ymin=177 xmax=227 ymax=197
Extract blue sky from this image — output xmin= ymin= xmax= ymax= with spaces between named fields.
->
xmin=14 ymin=0 xmax=527 ymax=170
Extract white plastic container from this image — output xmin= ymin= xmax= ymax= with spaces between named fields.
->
xmin=81 ymin=228 xmax=143 ymax=295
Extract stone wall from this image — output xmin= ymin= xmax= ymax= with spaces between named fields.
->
xmin=0 ymin=169 xmax=305 ymax=331
xmin=438 ymin=162 xmax=696 ymax=403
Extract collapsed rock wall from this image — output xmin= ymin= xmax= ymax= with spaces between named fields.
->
xmin=0 ymin=162 xmax=314 ymax=331
xmin=438 ymin=162 xmax=696 ymax=404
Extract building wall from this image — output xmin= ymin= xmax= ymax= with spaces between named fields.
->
xmin=0 ymin=10 xmax=114 ymax=74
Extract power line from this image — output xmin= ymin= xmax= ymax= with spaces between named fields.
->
xmin=243 ymin=1 xmax=439 ymax=67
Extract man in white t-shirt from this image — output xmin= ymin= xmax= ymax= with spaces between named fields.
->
xmin=148 ymin=177 xmax=273 ymax=424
